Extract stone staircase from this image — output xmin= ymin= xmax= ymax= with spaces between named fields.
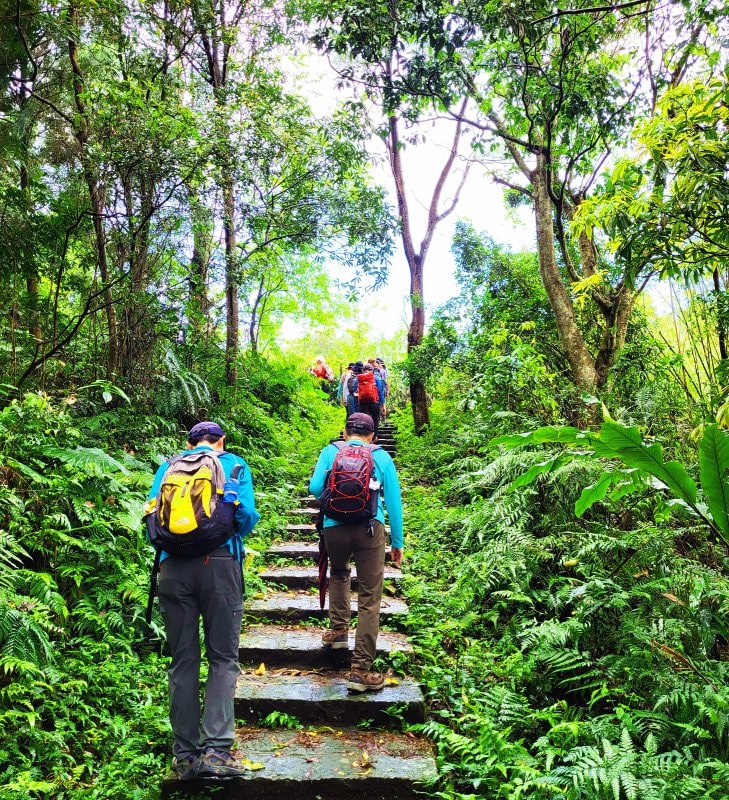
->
xmin=160 ymin=422 xmax=436 ymax=799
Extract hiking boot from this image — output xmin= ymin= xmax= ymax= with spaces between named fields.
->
xmin=198 ymin=748 xmax=246 ymax=779
xmin=172 ymin=754 xmax=199 ymax=780
xmin=321 ymin=628 xmax=349 ymax=649
xmin=346 ymin=669 xmax=385 ymax=692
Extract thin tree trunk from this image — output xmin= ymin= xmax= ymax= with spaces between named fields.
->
xmin=713 ymin=267 xmax=728 ymax=362
xmin=532 ymin=155 xmax=596 ymax=392
xmin=67 ymin=2 xmax=118 ymax=377
xmin=222 ymin=172 xmax=238 ymax=383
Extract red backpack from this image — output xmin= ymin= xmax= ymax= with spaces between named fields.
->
xmin=320 ymin=442 xmax=381 ymax=522
xmin=357 ymin=372 xmax=379 ymax=404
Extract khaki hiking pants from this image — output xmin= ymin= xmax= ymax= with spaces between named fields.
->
xmin=324 ymin=519 xmax=386 ymax=672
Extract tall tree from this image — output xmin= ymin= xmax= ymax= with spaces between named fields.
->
xmin=307 ymin=10 xmax=474 ymax=430
xmin=308 ymin=0 xmax=715 ymax=407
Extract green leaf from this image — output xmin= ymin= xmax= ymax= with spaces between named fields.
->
xmin=698 ymin=424 xmax=729 ymax=534
xmin=598 ymin=422 xmax=697 ymax=507
xmin=510 ymin=454 xmax=572 ymax=490
xmin=491 ymin=426 xmax=582 ymax=448
xmin=575 ymin=471 xmax=624 ymax=517
xmin=41 ymin=446 xmax=130 ymax=476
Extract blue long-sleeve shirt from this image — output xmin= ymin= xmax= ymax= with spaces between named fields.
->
xmin=148 ymin=445 xmax=260 ymax=560
xmin=309 ymin=439 xmax=403 ymax=549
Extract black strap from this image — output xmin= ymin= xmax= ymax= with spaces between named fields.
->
xmin=146 ymin=549 xmax=162 ymax=625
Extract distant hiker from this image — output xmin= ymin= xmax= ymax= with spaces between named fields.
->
xmin=355 ymin=363 xmax=383 ymax=435
xmin=309 ymin=412 xmax=404 ymax=693
xmin=310 ymin=355 xmax=334 ymax=395
xmin=375 ymin=358 xmax=390 ymax=418
xmin=338 ymin=362 xmax=356 ymax=419
xmin=346 ymin=361 xmax=362 ymax=415
xmin=144 ymin=421 xmax=259 ymax=780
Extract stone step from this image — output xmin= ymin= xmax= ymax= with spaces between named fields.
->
xmin=245 ymin=590 xmax=408 ymax=624
xmin=281 ymin=524 xmax=394 ymax=543
xmin=239 ymin=624 xmax=412 ymax=668
xmin=284 ymin=522 xmax=317 ymax=538
xmin=160 ymin=726 xmax=436 ymax=800
xmin=286 ymin=506 xmax=319 ymax=517
xmin=268 ymin=541 xmax=397 ymax=561
xmin=258 ymin=565 xmax=402 ymax=590
xmin=235 ymin=670 xmax=425 ymax=726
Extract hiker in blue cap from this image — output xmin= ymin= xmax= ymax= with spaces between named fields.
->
xmin=146 ymin=421 xmax=259 ymax=780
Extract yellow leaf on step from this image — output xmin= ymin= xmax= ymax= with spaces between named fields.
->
xmin=241 ymin=760 xmax=265 ymax=771
xmin=384 ymin=677 xmax=400 ymax=686
xmin=254 ymin=663 xmax=266 ymax=675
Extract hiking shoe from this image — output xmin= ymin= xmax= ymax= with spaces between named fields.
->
xmin=321 ymin=628 xmax=349 ymax=649
xmin=198 ymin=748 xmax=246 ymax=779
xmin=172 ymin=754 xmax=199 ymax=780
xmin=346 ymin=669 xmax=385 ymax=692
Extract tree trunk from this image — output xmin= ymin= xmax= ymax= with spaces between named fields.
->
xmin=222 ymin=172 xmax=238 ymax=384
xmin=67 ymin=2 xmax=118 ymax=378
xmin=532 ymin=155 xmax=596 ymax=392
xmin=713 ymin=267 xmax=728 ymax=362
xmin=20 ymin=165 xmax=42 ymax=343
xmin=187 ymin=188 xmax=213 ymax=349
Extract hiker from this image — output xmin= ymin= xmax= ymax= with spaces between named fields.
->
xmin=355 ymin=362 xmax=383 ymax=436
xmin=346 ymin=361 xmax=361 ymax=416
xmin=310 ymin=355 xmax=334 ymax=395
xmin=338 ymin=362 xmax=356 ymax=420
xmin=375 ymin=358 xmax=390 ymax=418
xmin=145 ymin=421 xmax=259 ymax=780
xmin=309 ymin=412 xmax=404 ymax=692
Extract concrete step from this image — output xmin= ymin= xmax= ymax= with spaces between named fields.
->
xmin=268 ymin=541 xmax=397 ymax=561
xmin=239 ymin=624 xmax=412 ymax=668
xmin=160 ymin=726 xmax=436 ymax=800
xmin=282 ymin=523 xmax=393 ymax=540
xmin=286 ymin=506 xmax=319 ymax=517
xmin=245 ymin=590 xmax=408 ymax=624
xmin=258 ymin=564 xmax=402 ymax=590
xmin=235 ymin=670 xmax=426 ymax=725
xmin=284 ymin=522 xmax=317 ymax=538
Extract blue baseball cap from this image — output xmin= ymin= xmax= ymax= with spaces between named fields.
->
xmin=188 ymin=421 xmax=225 ymax=438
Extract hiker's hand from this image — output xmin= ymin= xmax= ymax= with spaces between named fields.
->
xmin=390 ymin=548 xmax=403 ymax=568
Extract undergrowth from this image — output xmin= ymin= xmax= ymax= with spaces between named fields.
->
xmin=396 ymin=399 xmax=729 ymax=800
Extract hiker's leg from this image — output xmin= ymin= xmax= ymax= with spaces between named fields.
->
xmin=351 ymin=521 xmax=386 ymax=671
xmin=159 ymin=558 xmax=202 ymax=758
xmin=370 ymin=404 xmax=381 ymax=437
xmin=198 ymin=549 xmax=243 ymax=752
xmin=324 ymin=524 xmax=355 ymax=632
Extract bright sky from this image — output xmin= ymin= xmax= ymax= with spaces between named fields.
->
xmin=363 ymin=127 xmax=534 ymax=336
xmin=289 ymin=51 xmax=535 ymax=338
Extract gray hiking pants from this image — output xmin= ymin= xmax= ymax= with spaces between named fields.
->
xmin=324 ymin=519 xmax=386 ymax=671
xmin=158 ymin=548 xmax=243 ymax=759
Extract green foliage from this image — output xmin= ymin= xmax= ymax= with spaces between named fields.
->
xmin=396 ymin=391 xmax=729 ymax=799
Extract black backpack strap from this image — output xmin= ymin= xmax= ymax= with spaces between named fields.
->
xmin=146 ymin=548 xmax=162 ymax=625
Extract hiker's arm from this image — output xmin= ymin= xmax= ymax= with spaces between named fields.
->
xmin=234 ymin=462 xmax=260 ymax=537
xmin=308 ymin=449 xmax=331 ymax=499
xmin=147 ymin=462 xmax=167 ymax=501
xmin=381 ymin=459 xmax=403 ymax=550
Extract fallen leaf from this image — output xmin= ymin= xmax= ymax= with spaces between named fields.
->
xmin=384 ymin=677 xmax=400 ymax=686
xmin=254 ymin=663 xmax=266 ymax=676
xmin=241 ymin=759 xmax=265 ymax=771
